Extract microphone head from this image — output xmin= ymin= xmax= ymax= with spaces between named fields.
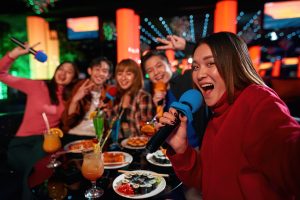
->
xmin=107 ymin=86 xmax=118 ymax=97
xmin=179 ymin=89 xmax=202 ymax=113
xmin=104 ymin=86 xmax=118 ymax=103
xmin=170 ymin=89 xmax=202 ymax=122
xmin=34 ymin=51 xmax=47 ymax=63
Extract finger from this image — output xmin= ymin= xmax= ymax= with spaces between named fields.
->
xmin=84 ymin=82 xmax=95 ymax=90
xmin=156 ymin=37 xmax=169 ymax=44
xmin=169 ymin=36 xmax=177 ymax=46
xmin=172 ymin=35 xmax=181 ymax=40
xmin=81 ymin=79 xmax=90 ymax=87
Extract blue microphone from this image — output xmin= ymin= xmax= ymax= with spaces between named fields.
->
xmin=146 ymin=89 xmax=203 ymax=153
xmin=10 ymin=37 xmax=48 ymax=63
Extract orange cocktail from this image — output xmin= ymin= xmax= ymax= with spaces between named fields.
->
xmin=81 ymin=150 xmax=104 ymax=198
xmin=43 ymin=130 xmax=62 ymax=153
xmin=82 ymin=151 xmax=104 ymax=181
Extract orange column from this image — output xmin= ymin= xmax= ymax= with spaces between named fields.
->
xmin=132 ymin=14 xmax=140 ymax=64
xmin=47 ymin=30 xmax=60 ymax=77
xmin=248 ymin=45 xmax=261 ymax=72
xmin=271 ymin=59 xmax=281 ymax=77
xmin=214 ymin=0 xmax=237 ymax=33
xmin=297 ymin=56 xmax=300 ymax=78
xmin=27 ymin=16 xmax=49 ymax=79
xmin=116 ymin=8 xmax=135 ymax=62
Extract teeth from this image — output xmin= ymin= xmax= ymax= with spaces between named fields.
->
xmin=201 ymin=83 xmax=214 ymax=91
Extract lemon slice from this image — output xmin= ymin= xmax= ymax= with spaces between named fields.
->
xmin=89 ymin=111 xmax=97 ymax=119
xmin=50 ymin=128 xmax=64 ymax=138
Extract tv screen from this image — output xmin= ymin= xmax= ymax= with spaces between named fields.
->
xmin=263 ymin=1 xmax=300 ymax=30
xmin=67 ymin=16 xmax=99 ymax=40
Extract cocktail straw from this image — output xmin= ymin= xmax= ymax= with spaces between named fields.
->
xmin=42 ymin=112 xmax=50 ymax=133
xmin=100 ymin=109 xmax=125 ymax=151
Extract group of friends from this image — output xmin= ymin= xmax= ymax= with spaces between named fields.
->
xmin=0 ymin=32 xmax=300 ymax=200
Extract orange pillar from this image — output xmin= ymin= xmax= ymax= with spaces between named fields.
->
xmin=27 ymin=16 xmax=49 ymax=79
xmin=248 ymin=45 xmax=261 ymax=72
xmin=297 ymin=56 xmax=300 ymax=78
xmin=47 ymin=30 xmax=60 ymax=77
xmin=214 ymin=0 xmax=237 ymax=33
xmin=116 ymin=8 xmax=136 ymax=62
xmin=132 ymin=14 xmax=140 ymax=64
xmin=271 ymin=59 xmax=281 ymax=77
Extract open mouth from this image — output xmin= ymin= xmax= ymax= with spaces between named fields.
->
xmin=201 ymin=83 xmax=214 ymax=92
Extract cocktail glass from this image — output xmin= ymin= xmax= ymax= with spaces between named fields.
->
xmin=43 ymin=130 xmax=62 ymax=168
xmin=81 ymin=150 xmax=104 ymax=198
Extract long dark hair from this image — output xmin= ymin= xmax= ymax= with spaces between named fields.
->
xmin=45 ymin=61 xmax=79 ymax=105
xmin=195 ymin=32 xmax=265 ymax=104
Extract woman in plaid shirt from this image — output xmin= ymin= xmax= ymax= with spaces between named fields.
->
xmin=112 ymin=59 xmax=154 ymax=138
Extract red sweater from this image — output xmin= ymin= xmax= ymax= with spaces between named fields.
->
xmin=0 ymin=53 xmax=65 ymax=136
xmin=168 ymin=84 xmax=300 ymax=199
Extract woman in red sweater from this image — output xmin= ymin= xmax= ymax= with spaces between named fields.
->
xmin=158 ymin=32 xmax=300 ymax=199
xmin=0 ymin=44 xmax=79 ymax=199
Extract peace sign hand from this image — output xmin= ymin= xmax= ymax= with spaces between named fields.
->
xmin=72 ymin=79 xmax=95 ymax=102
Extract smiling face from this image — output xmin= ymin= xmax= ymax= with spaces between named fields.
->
xmin=88 ymin=61 xmax=111 ymax=86
xmin=192 ymin=43 xmax=226 ymax=107
xmin=54 ymin=62 xmax=76 ymax=86
xmin=143 ymin=55 xmax=172 ymax=84
xmin=116 ymin=68 xmax=135 ymax=91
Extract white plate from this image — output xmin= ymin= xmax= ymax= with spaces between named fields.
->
xmin=63 ymin=139 xmax=95 ymax=153
xmin=103 ymin=151 xmax=133 ymax=169
xmin=146 ymin=150 xmax=172 ymax=167
xmin=120 ymin=137 xmax=148 ymax=150
xmin=113 ymin=170 xmax=166 ymax=199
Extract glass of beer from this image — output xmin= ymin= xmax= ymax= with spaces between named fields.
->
xmin=81 ymin=150 xmax=104 ymax=199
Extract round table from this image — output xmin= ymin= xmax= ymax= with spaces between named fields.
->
xmin=29 ymin=143 xmax=185 ymax=200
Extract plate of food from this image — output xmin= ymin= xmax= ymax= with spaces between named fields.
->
xmin=103 ymin=151 xmax=133 ymax=169
xmin=113 ymin=170 xmax=166 ymax=199
xmin=146 ymin=149 xmax=172 ymax=167
xmin=121 ymin=136 xmax=149 ymax=150
xmin=64 ymin=139 xmax=96 ymax=153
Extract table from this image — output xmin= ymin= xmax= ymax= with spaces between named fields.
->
xmin=29 ymin=144 xmax=185 ymax=199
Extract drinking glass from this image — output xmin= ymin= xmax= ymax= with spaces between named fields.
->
xmin=43 ymin=130 xmax=62 ymax=168
xmin=81 ymin=150 xmax=104 ymax=199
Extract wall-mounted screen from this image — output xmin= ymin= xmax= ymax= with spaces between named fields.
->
xmin=66 ymin=16 xmax=99 ymax=40
xmin=263 ymin=1 xmax=300 ymax=30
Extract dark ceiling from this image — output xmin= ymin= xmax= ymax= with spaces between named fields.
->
xmin=0 ymin=0 xmax=278 ymax=19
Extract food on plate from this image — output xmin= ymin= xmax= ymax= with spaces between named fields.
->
xmin=103 ymin=152 xmax=125 ymax=163
xmin=126 ymin=137 xmax=148 ymax=147
xmin=116 ymin=171 xmax=161 ymax=196
xmin=152 ymin=149 xmax=170 ymax=164
xmin=67 ymin=139 xmax=97 ymax=151
xmin=140 ymin=124 xmax=156 ymax=136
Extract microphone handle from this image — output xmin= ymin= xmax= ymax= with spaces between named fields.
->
xmin=10 ymin=37 xmax=36 ymax=54
xmin=146 ymin=117 xmax=180 ymax=153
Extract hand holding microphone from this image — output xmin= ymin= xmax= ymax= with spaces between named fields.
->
xmin=146 ymin=89 xmax=203 ymax=153
xmin=10 ymin=37 xmax=48 ymax=63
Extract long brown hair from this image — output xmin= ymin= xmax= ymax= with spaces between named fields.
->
xmin=195 ymin=32 xmax=265 ymax=104
xmin=115 ymin=59 xmax=143 ymax=97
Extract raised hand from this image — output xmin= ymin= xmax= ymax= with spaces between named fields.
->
xmin=8 ymin=43 xmax=31 ymax=59
xmin=156 ymin=35 xmax=186 ymax=51
xmin=72 ymin=79 xmax=95 ymax=103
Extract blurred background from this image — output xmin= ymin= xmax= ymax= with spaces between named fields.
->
xmin=0 ymin=0 xmax=299 ymax=129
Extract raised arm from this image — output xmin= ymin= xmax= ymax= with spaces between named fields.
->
xmin=0 ymin=45 xmax=41 ymax=94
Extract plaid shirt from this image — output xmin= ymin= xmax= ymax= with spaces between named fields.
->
xmin=113 ymin=89 xmax=154 ymax=137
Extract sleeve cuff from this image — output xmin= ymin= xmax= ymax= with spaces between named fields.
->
xmin=167 ymin=145 xmax=196 ymax=171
